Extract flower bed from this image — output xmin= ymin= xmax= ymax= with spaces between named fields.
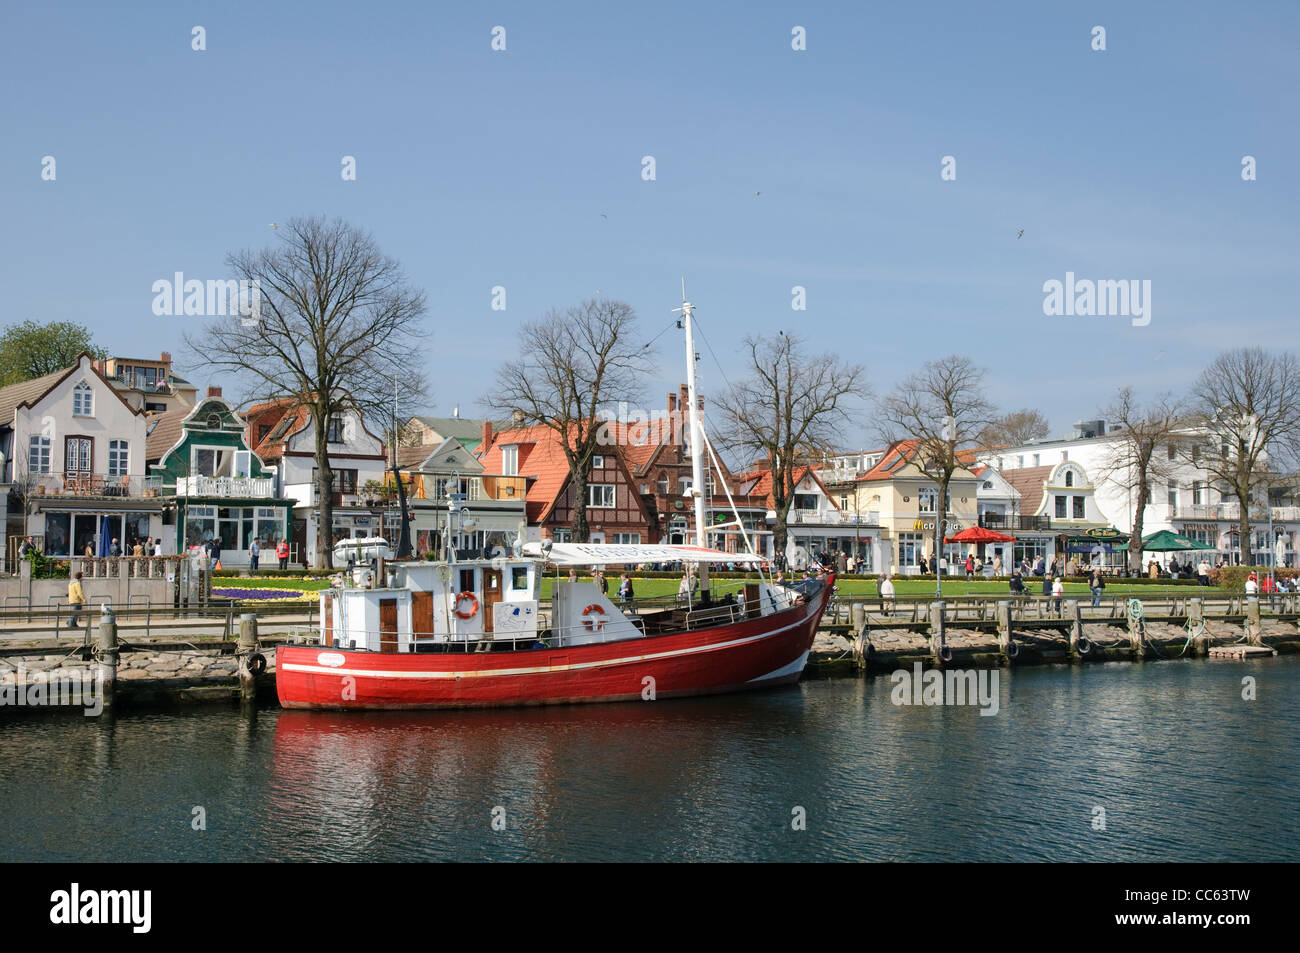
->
xmin=210 ymin=586 xmax=317 ymax=603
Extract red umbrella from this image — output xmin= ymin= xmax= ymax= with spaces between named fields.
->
xmin=945 ymin=526 xmax=1016 ymax=543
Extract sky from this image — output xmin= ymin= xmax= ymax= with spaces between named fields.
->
xmin=3 ymin=0 xmax=1297 ymax=451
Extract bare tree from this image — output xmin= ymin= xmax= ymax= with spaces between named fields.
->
xmin=1178 ymin=348 xmax=1300 ymax=565
xmin=875 ymin=355 xmax=995 ymax=551
xmin=185 ymin=216 xmax=429 ymax=569
xmin=714 ymin=333 xmax=866 ymax=561
xmin=484 ymin=299 xmax=651 ymax=543
xmin=1094 ymin=388 xmax=1184 ymax=573
xmin=979 ymin=408 xmax=1051 ymax=448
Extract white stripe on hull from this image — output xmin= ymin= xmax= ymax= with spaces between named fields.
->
xmin=280 ymin=612 xmax=813 ymax=681
xmin=747 ymin=650 xmax=810 ymax=683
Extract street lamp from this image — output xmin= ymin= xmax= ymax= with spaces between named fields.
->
xmin=934 ymin=516 xmax=954 ymax=599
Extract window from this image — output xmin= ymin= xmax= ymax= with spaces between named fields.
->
xmin=588 ymin=484 xmax=615 ymax=508
xmin=312 ymin=468 xmax=358 ymax=495
xmin=1032 ymin=454 xmax=1040 ymax=467
xmin=898 ymin=532 xmax=922 ymax=567
xmin=680 ymin=477 xmax=693 ymax=495
xmin=502 ymin=445 xmax=518 ymax=476
xmin=72 ymin=381 xmax=93 ymax=416
xmin=327 ymin=415 xmax=344 ymax=443
xmin=1055 ymin=495 xmax=1067 ymax=518
xmin=656 ymin=472 xmax=668 ymax=495
xmin=1167 ymin=443 xmax=1176 ymax=460
xmin=591 ymin=455 xmax=605 ymax=469
xmin=28 ymin=435 xmax=51 ymax=474
xmin=554 ymin=529 xmax=573 ymax=543
xmin=918 ymin=487 xmax=938 ymax=513
xmin=257 ymin=424 xmax=271 ymax=443
xmin=108 ymin=440 xmax=129 ymax=477
xmin=1073 ymin=496 xmax=1085 ymax=519
xmin=1064 ymin=470 xmax=1073 ymax=487
xmin=614 ymin=533 xmax=641 ymax=544
xmin=1193 ymin=481 xmax=1204 ymax=505
xmin=511 ymin=567 xmax=529 ymax=590
xmin=1167 ymin=487 xmax=1178 ymax=508
xmin=1017 ymin=456 xmax=1024 ymax=468
xmin=206 ymin=413 xmax=221 ymax=429
xmin=840 ymin=494 xmax=849 ymax=510
xmin=793 ymin=494 xmax=819 ymax=510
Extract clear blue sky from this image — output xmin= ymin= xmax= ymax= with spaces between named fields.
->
xmin=3 ymin=1 xmax=1297 ymax=448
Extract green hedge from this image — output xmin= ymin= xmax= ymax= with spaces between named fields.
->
xmin=1209 ymin=566 xmax=1297 ymax=589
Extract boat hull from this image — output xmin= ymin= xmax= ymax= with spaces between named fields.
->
xmin=275 ymin=581 xmax=832 ymax=710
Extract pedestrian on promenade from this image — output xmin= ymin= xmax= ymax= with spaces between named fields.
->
xmin=110 ymin=537 xmax=121 ymax=557
xmin=965 ymin=554 xmax=974 ymax=579
xmin=1245 ymin=572 xmax=1259 ymax=600
xmin=248 ymin=537 xmax=261 ymax=572
xmin=993 ymin=554 xmax=1003 ymax=576
xmin=67 ymin=572 xmax=85 ymax=629
xmin=1197 ymin=559 xmax=1210 ymax=587
xmin=154 ymin=538 xmax=163 ymax=557
xmin=618 ymin=573 xmax=634 ymax=602
xmin=1052 ymin=575 xmax=1064 ymax=615
xmin=879 ymin=574 xmax=895 ymax=616
xmin=1042 ymin=571 xmax=1053 ymax=599
xmin=1009 ymin=571 xmax=1026 ymax=598
xmin=1089 ymin=568 xmax=1105 ymax=607
xmin=276 ymin=538 xmax=290 ymax=570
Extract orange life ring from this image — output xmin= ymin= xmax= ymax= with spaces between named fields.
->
xmin=454 ymin=591 xmax=479 ymax=619
xmin=582 ymin=603 xmax=607 ymax=632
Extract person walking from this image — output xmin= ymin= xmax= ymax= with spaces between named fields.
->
xmin=879 ymin=574 xmax=896 ymax=616
xmin=248 ymin=537 xmax=261 ymax=572
xmin=993 ymin=554 xmax=1003 ymax=576
xmin=276 ymin=538 xmax=290 ymax=570
xmin=1245 ymin=572 xmax=1259 ymax=600
xmin=618 ymin=573 xmax=634 ymax=602
xmin=1089 ymin=568 xmax=1105 ymax=607
xmin=1051 ymin=575 xmax=1064 ymax=615
xmin=1042 ymin=570 xmax=1053 ymax=600
xmin=1009 ymin=571 xmax=1026 ymax=598
xmin=1197 ymin=559 xmax=1210 ymax=587
xmin=67 ymin=572 xmax=85 ymax=629
xmin=965 ymin=554 xmax=974 ymax=579
xmin=154 ymin=537 xmax=164 ymax=557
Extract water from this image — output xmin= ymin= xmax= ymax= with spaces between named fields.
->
xmin=2 ymin=658 xmax=1297 ymax=862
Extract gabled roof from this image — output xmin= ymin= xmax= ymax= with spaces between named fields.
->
xmin=409 ymin=415 xmax=495 ymax=444
xmin=244 ymin=398 xmax=310 ymax=461
xmin=732 ymin=466 xmax=839 ymax=510
xmin=0 ymin=352 xmax=142 ymax=428
xmin=856 ymin=439 xmax=980 ymax=482
xmin=145 ymin=407 xmax=189 ymax=461
xmin=999 ymin=465 xmax=1055 ymax=515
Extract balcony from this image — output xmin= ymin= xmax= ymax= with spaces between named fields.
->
xmin=175 ymin=475 xmax=275 ymax=498
xmin=787 ymin=509 xmax=879 ymax=526
xmin=1175 ymin=503 xmax=1300 ymax=522
xmin=979 ymin=512 xmax=1051 ymax=532
xmin=24 ymin=473 xmax=164 ymax=499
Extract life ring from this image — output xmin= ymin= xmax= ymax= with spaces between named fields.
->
xmin=454 ymin=591 xmax=479 ymax=619
xmin=246 ymin=653 xmax=267 ymax=676
xmin=582 ymin=604 xmax=607 ymax=632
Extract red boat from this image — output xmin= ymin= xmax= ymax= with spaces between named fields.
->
xmin=276 ymin=544 xmax=834 ymax=710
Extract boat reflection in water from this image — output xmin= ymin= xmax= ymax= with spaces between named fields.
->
xmin=267 ymin=688 xmax=823 ymax=861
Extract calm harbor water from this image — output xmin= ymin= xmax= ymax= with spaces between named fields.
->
xmin=2 ymin=658 xmax=1297 ymax=862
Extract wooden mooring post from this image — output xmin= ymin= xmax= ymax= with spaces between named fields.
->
xmin=928 ymin=601 xmax=949 ymax=663
xmin=236 ymin=613 xmax=261 ymax=703
xmin=1189 ymin=598 xmax=1210 ymax=657
xmin=1244 ymin=599 xmax=1263 ymax=646
xmin=996 ymin=600 xmax=1017 ymax=662
xmin=94 ymin=606 xmax=118 ymax=711
xmin=1066 ymin=599 xmax=1086 ymax=661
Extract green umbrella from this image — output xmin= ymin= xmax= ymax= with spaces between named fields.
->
xmin=1131 ymin=529 xmax=1215 ymax=552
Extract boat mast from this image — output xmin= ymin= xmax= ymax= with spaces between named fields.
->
xmin=678 ymin=282 xmax=711 ymax=599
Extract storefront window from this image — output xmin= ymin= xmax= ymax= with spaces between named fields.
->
xmin=45 ymin=513 xmax=71 ymax=556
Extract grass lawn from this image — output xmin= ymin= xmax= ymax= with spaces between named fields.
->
xmin=227 ymin=576 xmax=333 ymax=591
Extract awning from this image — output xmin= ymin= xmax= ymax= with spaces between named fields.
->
xmin=523 ymin=542 xmax=768 ymax=567
xmin=1123 ymin=530 xmax=1215 ymax=552
xmin=945 ymin=526 xmax=1015 ymax=543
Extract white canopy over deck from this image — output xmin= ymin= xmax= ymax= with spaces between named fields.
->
xmin=522 ymin=542 xmax=768 ymax=567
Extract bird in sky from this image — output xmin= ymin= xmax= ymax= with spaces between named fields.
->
xmin=269 ymin=223 xmax=279 ymax=229
xmin=600 ymin=212 xmax=607 ymax=219
xmin=1017 ymin=229 xmax=1024 ymax=239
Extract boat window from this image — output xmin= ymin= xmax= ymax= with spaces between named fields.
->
xmin=511 ymin=567 xmax=529 ymax=590
xmin=459 ymin=569 xmax=475 ymax=592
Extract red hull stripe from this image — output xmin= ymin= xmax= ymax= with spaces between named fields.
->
xmin=280 ymin=617 xmax=806 ymax=681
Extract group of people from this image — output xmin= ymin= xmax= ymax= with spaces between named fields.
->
xmin=246 ymin=537 xmax=292 ymax=571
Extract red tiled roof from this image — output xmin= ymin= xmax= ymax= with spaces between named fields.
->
xmin=477 ymin=423 xmax=575 ymax=523
xmin=244 ymin=398 xmax=309 ymax=461
xmin=858 ymin=440 xmax=920 ymax=481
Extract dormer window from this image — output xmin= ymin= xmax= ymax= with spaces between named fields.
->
xmin=327 ymin=415 xmax=344 ymax=443
xmin=1064 ymin=470 xmax=1074 ymax=487
xmin=207 ymin=413 xmax=221 ymax=429
xmin=72 ymin=381 xmax=93 ymax=416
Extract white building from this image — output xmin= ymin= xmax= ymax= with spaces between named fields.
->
xmin=0 ymin=353 xmax=164 ymax=566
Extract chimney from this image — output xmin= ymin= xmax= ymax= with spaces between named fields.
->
xmin=160 ymin=351 xmax=171 ymax=365
xmin=482 ymin=420 xmax=494 ymax=448
xmin=207 ymin=386 xmax=222 ymax=398
xmin=667 ymin=392 xmax=676 ymax=413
